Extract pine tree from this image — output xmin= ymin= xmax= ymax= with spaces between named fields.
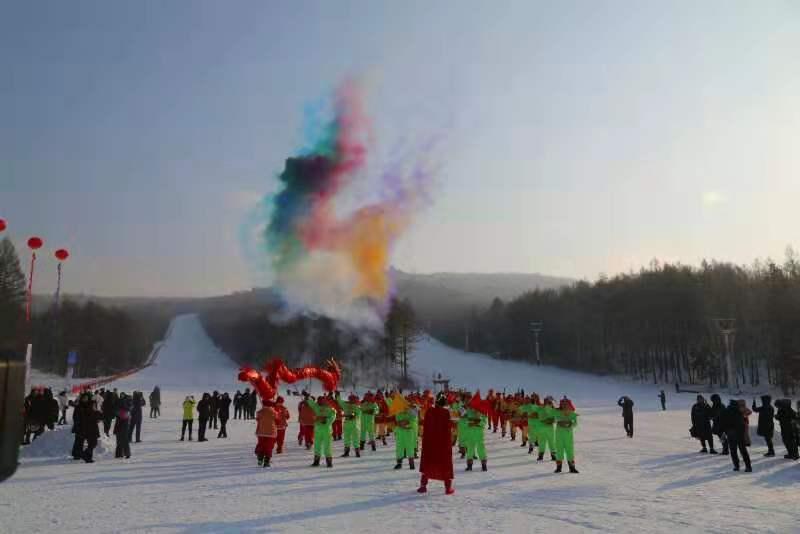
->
xmin=0 ymin=237 xmax=27 ymax=347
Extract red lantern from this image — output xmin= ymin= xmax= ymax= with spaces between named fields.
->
xmin=27 ymin=237 xmax=43 ymax=250
xmin=55 ymin=249 xmax=70 ymax=261
xmin=0 ymin=218 xmax=6 ymax=232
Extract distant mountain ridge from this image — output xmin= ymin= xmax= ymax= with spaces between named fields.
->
xmin=34 ymin=270 xmax=573 ymax=320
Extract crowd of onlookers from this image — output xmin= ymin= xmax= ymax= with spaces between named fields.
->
xmin=22 ymin=385 xmax=162 ymax=462
xmin=690 ymin=394 xmax=800 ymax=472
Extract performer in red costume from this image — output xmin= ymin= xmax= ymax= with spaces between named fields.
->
xmin=418 ymin=394 xmax=455 ymax=495
xmin=275 ymin=396 xmax=290 ymax=454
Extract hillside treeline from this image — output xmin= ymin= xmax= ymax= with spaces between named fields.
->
xmin=0 ymin=237 xmax=170 ymax=377
xmin=200 ymin=297 xmax=420 ymax=390
xmin=433 ymin=252 xmax=800 ymax=394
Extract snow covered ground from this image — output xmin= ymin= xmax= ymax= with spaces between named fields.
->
xmin=2 ymin=315 xmax=798 ymax=533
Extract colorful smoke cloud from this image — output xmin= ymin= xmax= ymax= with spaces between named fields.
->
xmin=246 ymin=80 xmax=435 ymax=329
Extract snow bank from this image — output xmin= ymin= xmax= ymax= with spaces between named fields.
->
xmin=20 ymin=426 xmax=114 ymax=460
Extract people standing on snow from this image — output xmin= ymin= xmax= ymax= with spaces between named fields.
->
xmin=306 ymin=396 xmax=336 ymax=468
xmin=721 ymin=399 xmax=752 ymax=472
xmin=209 ymin=391 xmax=219 ymax=430
xmin=44 ymin=388 xmax=59 ymax=431
xmin=180 ymin=395 xmax=196 ymax=441
xmin=298 ymin=393 xmax=316 ymax=450
xmin=197 ymin=392 xmax=211 ymax=442
xmin=658 ymin=390 xmax=666 ymax=411
xmin=752 ymin=395 xmax=775 ymax=457
xmin=462 ymin=403 xmax=487 ymax=472
xmin=58 ymin=390 xmax=69 ymax=425
xmin=149 ymin=386 xmax=161 ymax=418
xmin=248 ymin=390 xmax=258 ymax=420
xmin=275 ymin=396 xmax=290 ymax=454
xmin=255 ymin=399 xmax=278 ymax=467
xmin=554 ymin=397 xmax=579 ymax=473
xmin=709 ymin=394 xmax=728 ymax=455
xmin=338 ymin=394 xmax=361 ymax=458
xmin=75 ymin=392 xmax=103 ymax=463
xmin=390 ymin=394 xmax=417 ymax=470
xmin=217 ymin=392 xmax=231 ymax=438
xmin=102 ymin=389 xmax=117 ymax=436
xmin=233 ymin=390 xmax=243 ymax=420
xmin=359 ymin=392 xmax=378 ymax=452
xmin=129 ymin=391 xmax=145 ymax=443
xmin=690 ymin=395 xmax=715 ymax=453
xmin=617 ymin=396 xmax=635 ymax=438
xmin=114 ymin=394 xmax=132 ymax=459
xmin=536 ymin=396 xmax=557 ymax=462
xmin=774 ymin=399 xmax=799 ymax=460
xmin=418 ymin=394 xmax=455 ymax=495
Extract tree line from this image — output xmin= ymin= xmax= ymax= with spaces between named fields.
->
xmin=430 ymin=251 xmax=800 ymax=395
xmin=0 ymin=237 xmax=170 ymax=377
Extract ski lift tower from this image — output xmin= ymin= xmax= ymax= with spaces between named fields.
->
xmin=433 ymin=372 xmax=450 ymax=393
xmin=530 ymin=321 xmax=543 ymax=366
xmin=712 ymin=318 xmax=737 ymax=394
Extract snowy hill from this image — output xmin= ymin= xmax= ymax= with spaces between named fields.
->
xmin=2 ymin=315 xmax=798 ymax=533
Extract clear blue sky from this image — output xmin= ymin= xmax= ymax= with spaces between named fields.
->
xmin=2 ymin=1 xmax=798 ymax=297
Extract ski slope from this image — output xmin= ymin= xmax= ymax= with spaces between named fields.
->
xmin=2 ymin=315 xmax=798 ymax=533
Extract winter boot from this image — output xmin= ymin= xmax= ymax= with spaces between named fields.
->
xmin=394 ymin=460 xmax=403 ymax=470
xmin=409 ymin=458 xmax=415 ymax=470
xmin=528 ymin=444 xmax=534 ymax=454
xmin=355 ymin=447 xmax=361 ymax=458
xmin=459 ymin=447 xmax=466 ymax=459
xmin=257 ymin=454 xmax=264 ymax=467
xmin=263 ymin=457 xmax=271 ymax=468
xmin=481 ymin=459 xmax=487 ymax=472
xmin=311 ymin=455 xmax=320 ymax=467
xmin=520 ymin=441 xmax=527 ymax=447
xmin=465 ymin=459 xmax=473 ymax=472
xmin=709 ymin=448 xmax=718 ymax=454
xmin=325 ymin=457 xmax=333 ymax=468
xmin=744 ymin=465 xmax=752 ymax=472
xmin=341 ymin=447 xmax=350 ymax=458
xmin=537 ymin=453 xmax=545 ymax=463
xmin=764 ymin=451 xmax=775 ymax=457
xmin=417 ymin=475 xmax=429 ymax=493
xmin=554 ymin=461 xmax=563 ymax=473
xmin=568 ymin=461 xmax=579 ymax=474
xmin=371 ymin=440 xmax=377 ymax=452
xmin=445 ymin=479 xmax=455 ymax=495
xmin=551 ymin=453 xmax=557 ymax=462
xmin=382 ymin=436 xmax=387 ymax=446
xmin=700 ymin=447 xmax=708 ymax=453
xmin=360 ymin=440 xmax=365 ymax=450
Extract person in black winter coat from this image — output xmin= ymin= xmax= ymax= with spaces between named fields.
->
xmin=691 ymin=395 xmax=716 ymax=453
xmin=709 ymin=394 xmax=728 ymax=455
xmin=721 ymin=399 xmax=752 ymax=472
xmin=102 ymin=390 xmax=117 ymax=436
xmin=233 ymin=391 xmax=243 ymax=420
xmin=44 ymin=388 xmax=60 ymax=430
xmin=217 ymin=392 xmax=231 ymax=438
xmin=114 ymin=394 xmax=132 ymax=459
xmin=617 ymin=396 xmax=634 ymax=438
xmin=149 ymin=386 xmax=161 ymax=418
xmin=773 ymin=399 xmax=799 ymax=460
xmin=209 ymin=391 xmax=219 ymax=430
xmin=128 ymin=391 xmax=146 ymax=443
xmin=76 ymin=393 xmax=103 ymax=463
xmin=197 ymin=393 xmax=211 ymax=442
xmin=752 ymin=395 xmax=775 ymax=457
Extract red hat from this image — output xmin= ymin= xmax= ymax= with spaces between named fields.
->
xmin=559 ymin=398 xmax=576 ymax=412
xmin=348 ymin=394 xmax=359 ymax=403
xmin=276 ymin=396 xmax=285 ymax=404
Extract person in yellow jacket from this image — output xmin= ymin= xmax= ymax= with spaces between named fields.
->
xmin=180 ymin=395 xmax=196 ymax=441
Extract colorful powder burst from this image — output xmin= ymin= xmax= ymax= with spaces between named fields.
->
xmin=247 ymin=80 xmax=434 ymax=328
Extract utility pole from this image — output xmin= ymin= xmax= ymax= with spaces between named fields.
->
xmin=530 ymin=321 xmax=543 ymax=366
xmin=712 ymin=318 xmax=737 ymax=394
